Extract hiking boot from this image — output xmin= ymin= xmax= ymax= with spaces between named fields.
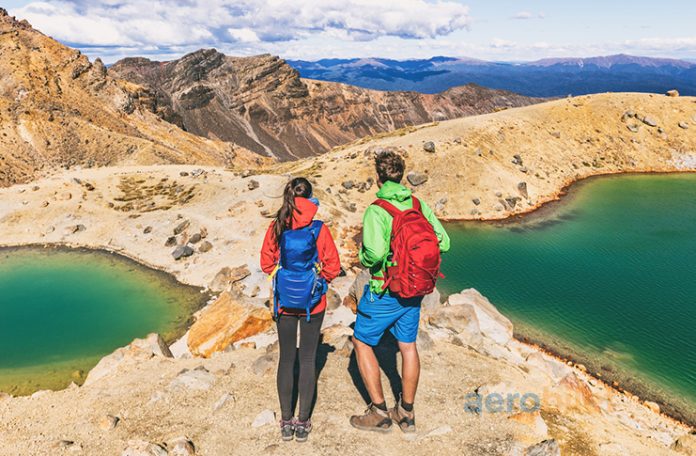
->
xmin=349 ymin=404 xmax=393 ymax=433
xmin=280 ymin=419 xmax=295 ymax=441
xmin=389 ymin=399 xmax=416 ymax=433
xmin=294 ymin=419 xmax=312 ymax=442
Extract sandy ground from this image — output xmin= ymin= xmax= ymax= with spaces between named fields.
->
xmin=0 ymin=335 xmax=691 ymax=456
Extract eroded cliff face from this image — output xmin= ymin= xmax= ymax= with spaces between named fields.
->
xmin=109 ymin=49 xmax=542 ymax=160
xmin=0 ymin=10 xmax=263 ymax=187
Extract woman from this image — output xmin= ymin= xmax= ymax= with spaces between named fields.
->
xmin=260 ymin=177 xmax=340 ymax=442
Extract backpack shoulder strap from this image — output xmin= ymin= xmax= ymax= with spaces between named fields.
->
xmin=372 ymin=199 xmax=401 ymax=218
xmin=411 ymin=196 xmax=421 ymax=213
xmin=308 ymin=220 xmax=323 ymax=241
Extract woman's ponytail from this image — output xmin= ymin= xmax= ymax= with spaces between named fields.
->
xmin=274 ymin=177 xmax=313 ymax=241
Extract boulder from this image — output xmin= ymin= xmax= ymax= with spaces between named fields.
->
xmin=509 ymin=410 xmax=548 ymax=444
xmin=234 ymin=331 xmax=277 ymax=351
xmin=251 ymin=353 xmax=276 ymax=376
xmin=407 ymin=172 xmax=428 ymax=186
xmin=321 ymin=324 xmax=354 ymax=356
xmin=187 ymin=292 xmax=273 ymax=357
xmin=212 ymin=392 xmax=234 ymax=412
xmin=426 ymin=302 xmax=483 ymax=350
xmin=98 ymin=414 xmax=120 ymax=431
xmin=416 ymin=329 xmax=435 ymax=351
xmin=525 ymin=352 xmax=571 ymax=381
xmin=173 ymin=219 xmax=190 ymax=235
xmin=321 ymin=305 xmax=356 ymax=330
xmin=169 ymin=332 xmax=192 ymax=359
xmin=671 ymin=432 xmax=696 ymax=455
xmin=421 ymin=288 xmax=442 ymax=313
xmin=342 ymin=180 xmax=355 ymax=190
xmin=341 ymin=270 xmax=371 ymax=313
xmin=189 ymin=233 xmax=202 ymax=244
xmin=545 ymin=372 xmax=599 ymax=414
xmin=325 ymin=287 xmax=342 ymax=311
xmin=644 ymin=400 xmax=660 ymax=414
xmin=198 ymin=241 xmax=213 ymax=253
xmin=423 ymin=141 xmax=436 ymax=153
xmin=252 ymin=409 xmax=276 ymax=428
xmin=524 ymin=439 xmax=560 ymax=456
xmin=679 ymin=121 xmax=690 ymax=130
xmin=667 ymin=89 xmax=680 ymax=97
xmin=247 ymin=179 xmax=260 ymax=191
xmin=122 ymin=440 xmax=168 ymax=456
xmin=64 ymin=224 xmax=86 ymax=235
xmin=167 ymin=437 xmax=196 ymax=456
xmin=85 ymin=334 xmax=172 ymax=386
xmin=165 ymin=236 xmax=178 ymax=247
xmin=472 ymin=198 xmax=481 ymax=206
xmin=642 ymin=116 xmax=658 ymax=127
xmin=209 ymin=265 xmax=251 ymax=292
xmin=172 ymin=245 xmax=194 ymax=260
xmin=169 ymin=366 xmax=216 ymax=391
xmin=512 ymin=154 xmax=523 ymax=166
xmin=517 ymin=182 xmax=528 ymax=199
xmin=131 ymin=333 xmax=174 ymax=358
xmin=447 ymin=289 xmax=513 ymax=346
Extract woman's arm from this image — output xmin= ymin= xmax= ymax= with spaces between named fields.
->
xmin=260 ymin=222 xmax=280 ymax=274
xmin=317 ymin=224 xmax=341 ymax=282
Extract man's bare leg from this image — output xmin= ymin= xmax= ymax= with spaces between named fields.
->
xmin=398 ymin=341 xmax=420 ymax=404
xmin=353 ymin=337 xmax=385 ymax=404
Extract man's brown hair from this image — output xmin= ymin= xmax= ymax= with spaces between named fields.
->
xmin=375 ymin=150 xmax=405 ymax=184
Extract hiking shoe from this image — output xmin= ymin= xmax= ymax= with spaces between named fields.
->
xmin=294 ymin=419 xmax=312 ymax=442
xmin=389 ymin=399 xmax=416 ymax=433
xmin=280 ymin=419 xmax=295 ymax=441
xmin=349 ymin=404 xmax=393 ymax=433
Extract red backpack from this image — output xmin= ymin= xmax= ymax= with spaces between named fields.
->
xmin=372 ymin=197 xmax=443 ymax=298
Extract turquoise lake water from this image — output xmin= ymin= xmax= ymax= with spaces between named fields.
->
xmin=441 ymin=173 xmax=696 ymax=423
xmin=0 ymin=248 xmax=205 ymax=395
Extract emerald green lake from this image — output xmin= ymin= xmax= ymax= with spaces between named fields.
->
xmin=442 ymin=173 xmax=696 ymax=424
xmin=0 ymin=247 xmax=205 ymax=395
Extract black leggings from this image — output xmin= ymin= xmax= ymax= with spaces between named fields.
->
xmin=276 ymin=311 xmax=325 ymax=422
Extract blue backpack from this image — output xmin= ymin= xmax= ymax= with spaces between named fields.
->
xmin=273 ymin=220 xmax=327 ymax=320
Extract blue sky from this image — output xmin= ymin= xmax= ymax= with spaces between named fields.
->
xmin=5 ymin=0 xmax=696 ymax=63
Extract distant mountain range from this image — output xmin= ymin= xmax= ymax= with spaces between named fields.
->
xmin=288 ymin=54 xmax=696 ymax=97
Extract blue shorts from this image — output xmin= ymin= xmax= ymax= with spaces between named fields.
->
xmin=353 ymin=285 xmax=423 ymax=346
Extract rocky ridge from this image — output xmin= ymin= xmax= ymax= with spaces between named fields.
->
xmin=109 ymin=49 xmax=542 ymax=160
xmin=0 ymin=10 xmax=265 ymax=188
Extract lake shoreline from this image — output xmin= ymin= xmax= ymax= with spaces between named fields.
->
xmin=515 ymin=332 xmax=696 ymax=428
xmin=441 ymin=169 xmax=696 ymax=225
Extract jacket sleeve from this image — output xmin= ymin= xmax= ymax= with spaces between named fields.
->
xmin=260 ymin=222 xmax=280 ymax=274
xmin=420 ymin=199 xmax=451 ymax=253
xmin=317 ymin=224 xmax=341 ymax=282
xmin=359 ymin=204 xmax=391 ymax=270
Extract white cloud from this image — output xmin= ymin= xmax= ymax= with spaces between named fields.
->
xmin=621 ymin=37 xmax=696 ymax=52
xmin=491 ymin=38 xmax=516 ymax=49
xmin=228 ymin=28 xmax=260 ymax=43
xmin=512 ymin=11 xmax=533 ymax=20
xmin=12 ymin=0 xmax=471 ymax=54
xmin=512 ymin=11 xmax=544 ymax=20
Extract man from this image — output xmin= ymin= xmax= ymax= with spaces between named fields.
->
xmin=350 ymin=150 xmax=450 ymax=433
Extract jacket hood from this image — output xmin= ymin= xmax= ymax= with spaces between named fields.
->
xmin=376 ymin=180 xmax=412 ymax=202
xmin=291 ymin=197 xmax=319 ymax=229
